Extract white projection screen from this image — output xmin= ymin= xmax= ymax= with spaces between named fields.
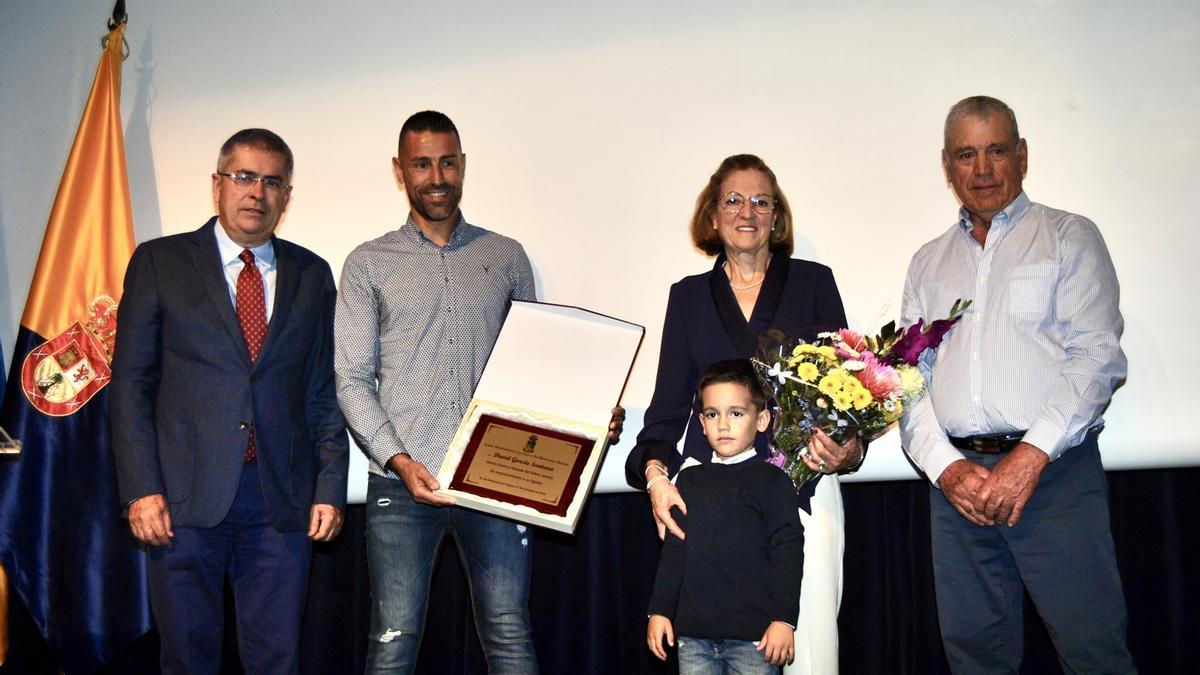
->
xmin=2 ymin=2 xmax=1197 ymax=502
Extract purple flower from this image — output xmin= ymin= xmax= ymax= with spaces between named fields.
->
xmin=891 ymin=314 xmax=964 ymax=366
xmin=891 ymin=320 xmax=932 ymax=365
xmin=923 ymin=316 xmax=961 ymax=348
xmin=766 ymin=450 xmax=787 ymax=469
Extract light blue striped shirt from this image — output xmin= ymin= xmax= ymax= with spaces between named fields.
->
xmin=899 ymin=192 xmax=1126 ymax=485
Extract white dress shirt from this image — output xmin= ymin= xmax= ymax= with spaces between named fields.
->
xmin=899 ymin=192 xmax=1126 ymax=485
xmin=214 ymin=220 xmax=277 ymax=322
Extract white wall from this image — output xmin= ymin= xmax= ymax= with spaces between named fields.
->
xmin=2 ymin=1 xmax=1197 ymax=498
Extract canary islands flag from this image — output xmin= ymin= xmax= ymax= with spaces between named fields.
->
xmin=0 ymin=18 xmax=151 ymax=673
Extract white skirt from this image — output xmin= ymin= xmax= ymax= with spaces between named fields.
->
xmin=786 ymin=473 xmax=845 ymax=675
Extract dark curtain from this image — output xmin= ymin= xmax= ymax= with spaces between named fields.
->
xmin=3 ymin=467 xmax=1197 ymax=674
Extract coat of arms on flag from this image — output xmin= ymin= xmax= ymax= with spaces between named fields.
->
xmin=21 ymin=294 xmax=117 ymax=417
xmin=22 ymin=332 xmax=108 ymax=419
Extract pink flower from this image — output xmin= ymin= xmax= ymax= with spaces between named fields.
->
xmin=835 ymin=328 xmax=867 ymax=359
xmin=854 ymin=353 xmax=902 ymax=400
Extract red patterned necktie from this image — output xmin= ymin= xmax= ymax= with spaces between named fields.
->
xmin=236 ymin=249 xmax=266 ymax=462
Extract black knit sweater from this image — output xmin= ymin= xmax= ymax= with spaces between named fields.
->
xmin=647 ymin=459 xmax=806 ymax=641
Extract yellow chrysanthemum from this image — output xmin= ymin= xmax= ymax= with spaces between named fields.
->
xmin=816 ymin=345 xmax=838 ymax=361
xmin=823 ymin=368 xmax=844 ymax=383
xmin=795 ymin=362 xmax=819 ymax=382
xmin=818 ymin=374 xmax=842 ymax=397
xmin=852 ymin=386 xmax=873 ymax=410
xmin=832 ymin=391 xmax=854 ymax=411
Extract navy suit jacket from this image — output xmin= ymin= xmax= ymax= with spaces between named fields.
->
xmin=111 ymin=219 xmax=348 ymax=531
xmin=624 ymin=252 xmax=847 ymax=490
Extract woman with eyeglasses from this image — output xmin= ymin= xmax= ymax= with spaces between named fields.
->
xmin=626 ymin=154 xmax=864 ymax=674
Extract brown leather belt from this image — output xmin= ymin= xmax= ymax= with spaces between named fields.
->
xmin=947 ymin=432 xmax=1026 ymax=455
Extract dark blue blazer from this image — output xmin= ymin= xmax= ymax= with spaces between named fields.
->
xmin=111 ymin=219 xmax=348 ymax=531
xmin=624 ymin=252 xmax=847 ymax=489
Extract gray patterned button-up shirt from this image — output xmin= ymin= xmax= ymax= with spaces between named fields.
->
xmin=335 ymin=215 xmax=536 ymax=475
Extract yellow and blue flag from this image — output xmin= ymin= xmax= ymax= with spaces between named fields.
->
xmin=0 ymin=16 xmax=151 ymax=672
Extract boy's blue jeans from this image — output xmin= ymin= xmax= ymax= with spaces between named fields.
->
xmin=364 ymin=474 xmax=537 ymax=674
xmin=678 ymin=636 xmax=780 ymax=675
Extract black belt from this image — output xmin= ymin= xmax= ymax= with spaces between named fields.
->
xmin=947 ymin=432 xmax=1026 ymax=455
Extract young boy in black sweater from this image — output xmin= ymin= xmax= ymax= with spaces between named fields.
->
xmin=646 ymin=359 xmax=805 ymax=674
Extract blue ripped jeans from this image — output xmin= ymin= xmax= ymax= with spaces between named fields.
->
xmin=365 ymin=474 xmax=537 ymax=674
xmin=678 ymin=637 xmax=780 ymax=675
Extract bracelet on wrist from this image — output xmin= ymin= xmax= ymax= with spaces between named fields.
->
xmin=644 ymin=463 xmax=669 ymax=478
xmin=842 ymin=446 xmax=867 ymax=474
xmin=645 ymin=475 xmax=669 ymax=491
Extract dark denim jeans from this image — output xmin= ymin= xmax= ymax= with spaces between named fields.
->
xmin=364 ymin=474 xmax=537 ymax=674
xmin=678 ymin=637 xmax=780 ymax=675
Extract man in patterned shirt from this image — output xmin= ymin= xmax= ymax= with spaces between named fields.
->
xmin=335 ymin=110 xmax=540 ymax=672
xmin=899 ymin=96 xmax=1135 ymax=673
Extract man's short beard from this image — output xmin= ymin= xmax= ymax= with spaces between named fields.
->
xmin=408 ymin=185 xmax=460 ymax=223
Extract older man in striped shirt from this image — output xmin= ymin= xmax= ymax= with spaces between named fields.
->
xmin=899 ymin=96 xmax=1136 ymax=674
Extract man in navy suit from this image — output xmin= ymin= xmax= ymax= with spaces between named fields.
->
xmin=111 ymin=128 xmax=348 ymax=674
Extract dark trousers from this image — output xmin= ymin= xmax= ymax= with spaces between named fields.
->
xmin=147 ymin=461 xmax=311 ymax=675
xmin=930 ymin=434 xmax=1137 ymax=674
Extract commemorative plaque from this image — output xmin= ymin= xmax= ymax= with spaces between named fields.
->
xmin=449 ymin=406 xmax=599 ymax=517
xmin=435 ymin=301 xmax=644 ymax=533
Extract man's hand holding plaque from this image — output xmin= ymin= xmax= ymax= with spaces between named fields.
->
xmin=391 ymin=453 xmax=455 ymax=507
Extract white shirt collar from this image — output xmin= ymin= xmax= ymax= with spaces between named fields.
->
xmin=214 ymin=219 xmax=275 ymax=267
xmin=955 ymin=190 xmax=1033 ymax=236
xmin=710 ymin=447 xmax=758 ymax=465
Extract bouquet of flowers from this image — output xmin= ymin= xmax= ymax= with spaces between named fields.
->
xmin=752 ymin=299 xmax=970 ymax=491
